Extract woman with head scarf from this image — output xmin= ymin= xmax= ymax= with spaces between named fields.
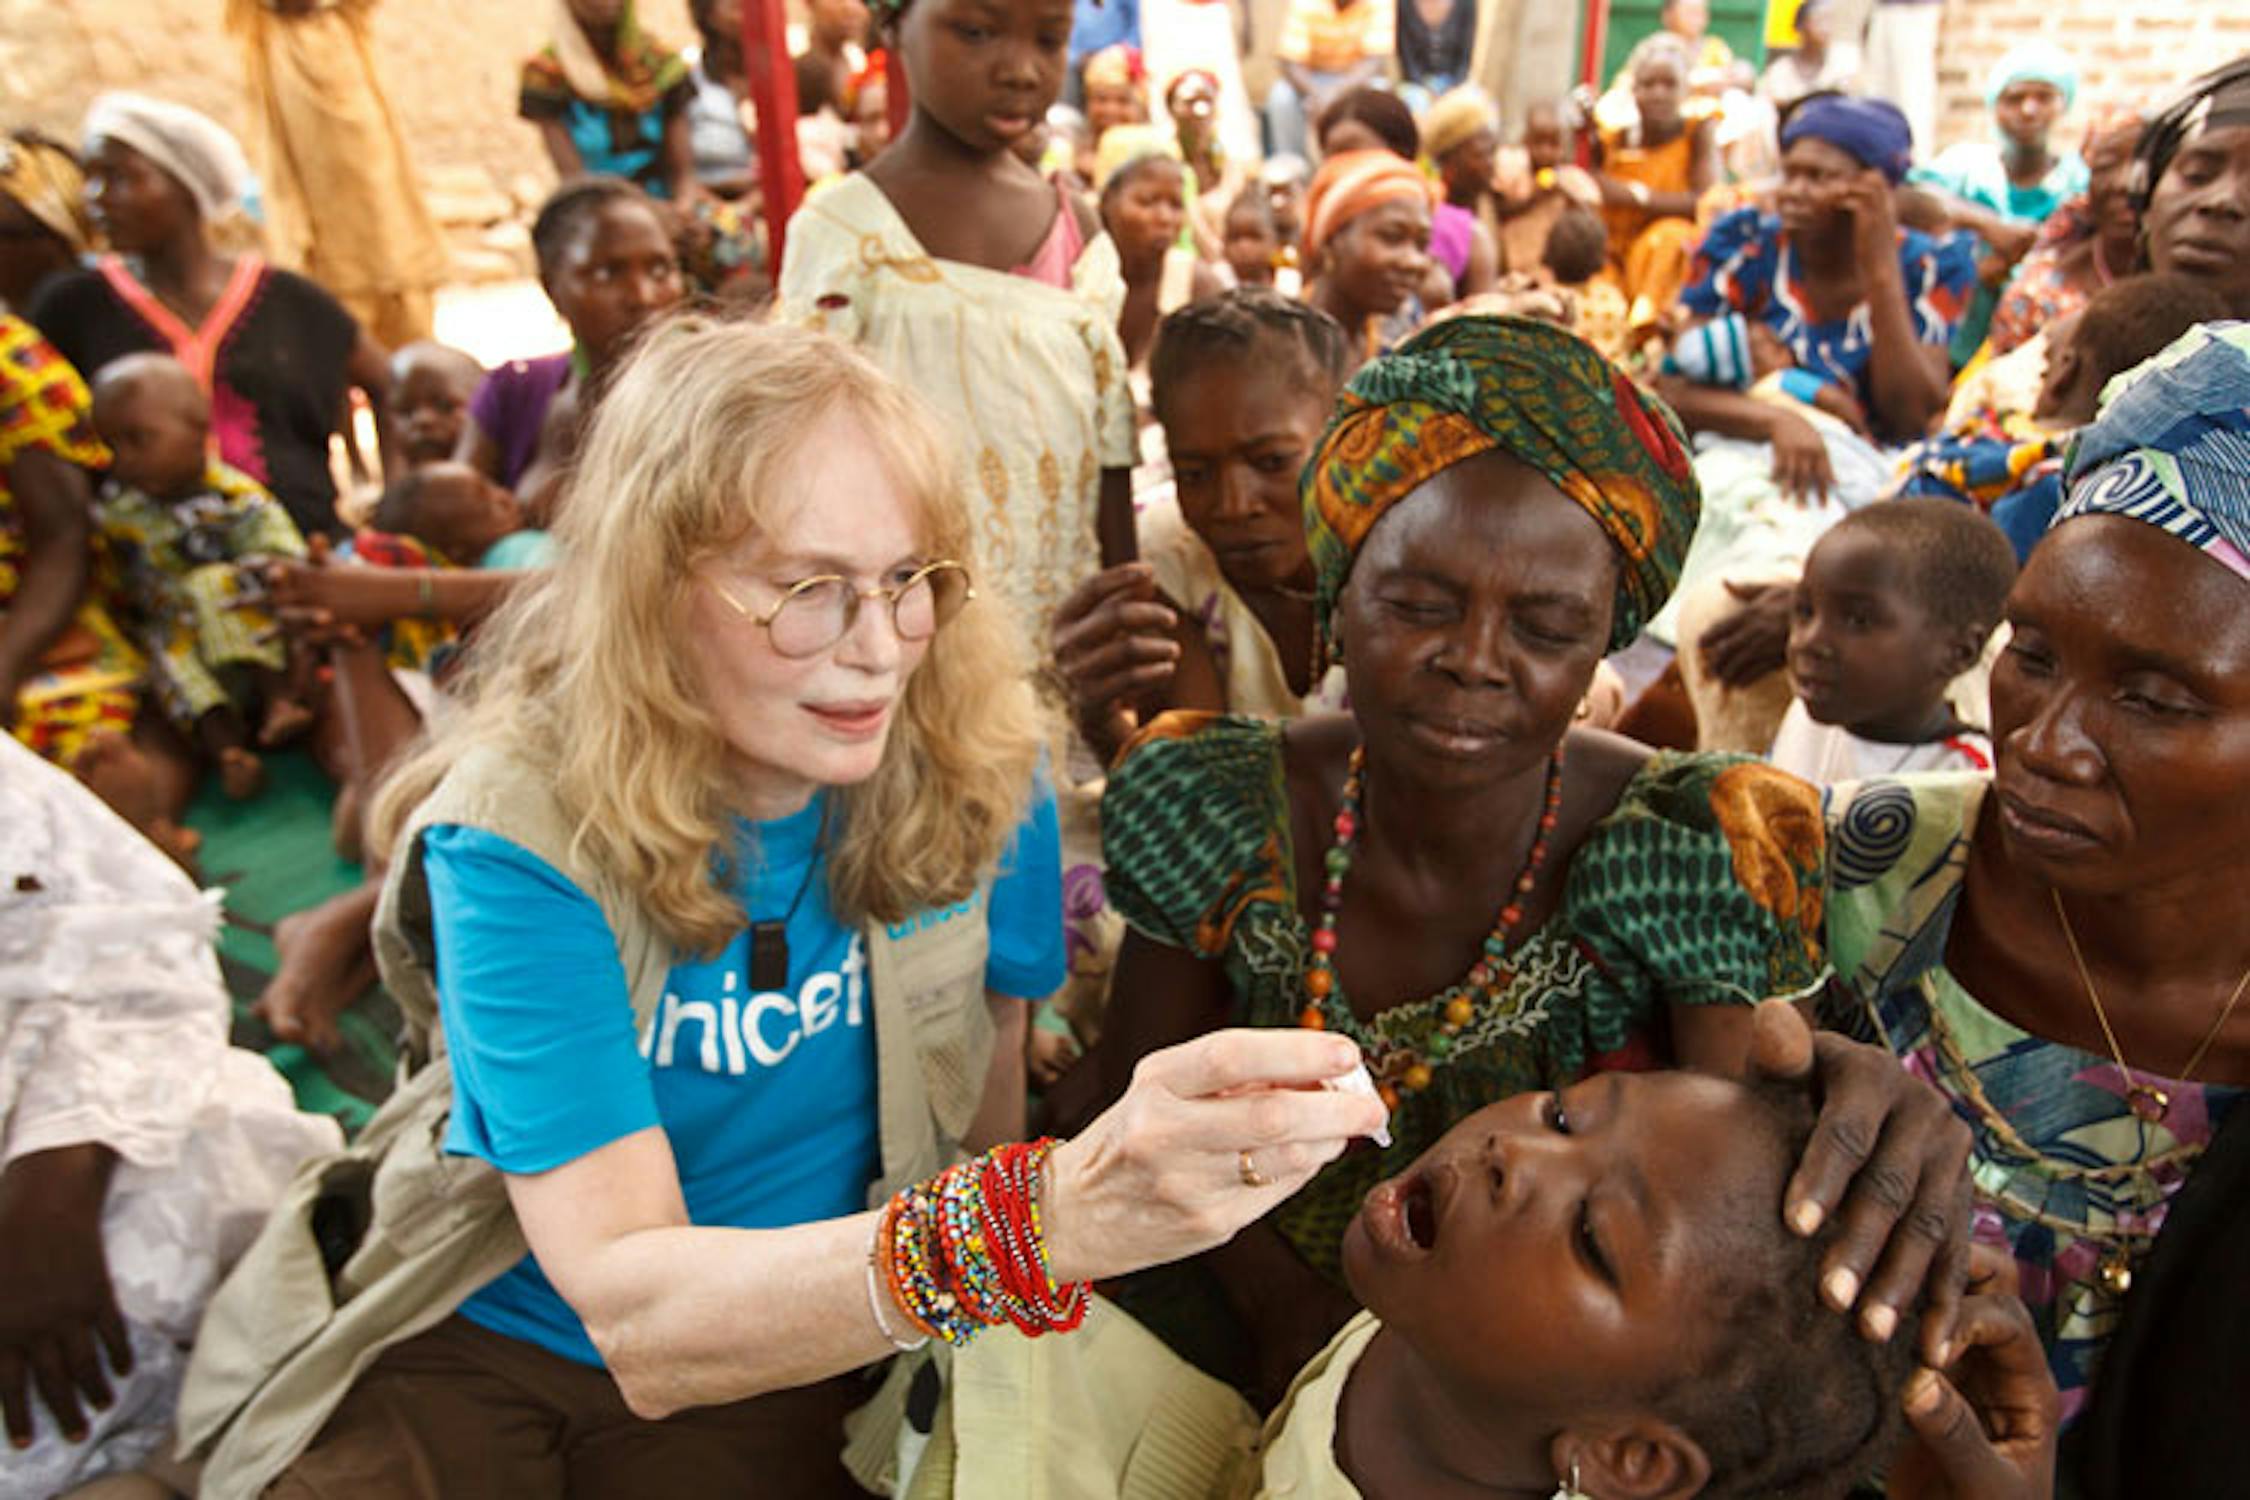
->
xmin=1593 ymin=34 xmax=1722 ymax=333
xmin=1091 ymin=316 xmax=1968 ymax=1398
xmin=1824 ymin=321 xmax=2250 ymax=1441
xmin=1915 ymin=42 xmax=2088 ymax=256
xmin=1298 ymin=149 xmax=1438 ymax=366
xmin=29 ymin=93 xmax=396 ymax=541
xmin=1984 ymin=105 xmax=2148 ymax=358
xmin=1668 ymin=94 xmax=1978 ymax=481
xmin=0 ymin=131 xmax=95 ymax=313
xmin=2130 ymin=55 xmax=2250 ymax=318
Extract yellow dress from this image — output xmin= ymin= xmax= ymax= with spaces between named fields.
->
xmin=777 ymin=174 xmax=1139 ymax=630
xmin=228 ymin=0 xmax=450 ymax=348
xmin=1599 ymin=117 xmax=1709 ymax=330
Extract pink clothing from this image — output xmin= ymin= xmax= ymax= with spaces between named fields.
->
xmin=1012 ymin=185 xmax=1085 ymax=289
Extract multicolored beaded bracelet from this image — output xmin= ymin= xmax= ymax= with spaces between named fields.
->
xmin=868 ymin=1139 xmax=1089 ymax=1348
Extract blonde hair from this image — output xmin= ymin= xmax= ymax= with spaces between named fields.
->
xmin=369 ymin=318 xmax=1048 ymax=954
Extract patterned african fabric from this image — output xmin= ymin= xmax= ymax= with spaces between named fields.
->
xmin=520 ymin=0 xmax=691 ymax=199
xmin=1891 ymin=428 xmax=2067 ymax=563
xmin=1821 ymin=773 xmax=2243 ymax=1423
xmin=1102 ymin=713 xmax=1831 ymax=1280
xmin=95 ymin=460 xmax=306 ymax=732
xmin=777 ymin=173 xmax=1137 ymax=628
xmin=350 ymin=528 xmax=459 ymax=675
xmin=0 ymin=314 xmax=143 ymax=769
xmin=1987 ymin=195 xmax=2099 ymax=358
xmin=1301 ymin=314 xmax=1700 ymax=660
xmin=1276 ymin=0 xmax=1393 ymax=73
xmin=2059 ymin=320 xmax=2250 ymax=582
xmin=1680 ymin=208 xmax=1979 ymax=430
xmin=30 ymin=258 xmax=361 ymax=540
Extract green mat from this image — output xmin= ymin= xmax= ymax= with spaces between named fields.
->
xmin=184 ymin=749 xmax=399 ymax=1135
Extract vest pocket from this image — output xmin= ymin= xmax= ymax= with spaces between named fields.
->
xmin=902 ymin=965 xmax=996 ymax=1142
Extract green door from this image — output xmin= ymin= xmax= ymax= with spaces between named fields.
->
xmin=1597 ymin=0 xmax=1771 ymax=86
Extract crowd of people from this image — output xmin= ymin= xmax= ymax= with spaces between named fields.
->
xmin=4 ymin=0 xmax=2249 ymax=1495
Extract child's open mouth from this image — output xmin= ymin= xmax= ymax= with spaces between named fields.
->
xmin=1402 ymin=1174 xmax=1439 ymax=1251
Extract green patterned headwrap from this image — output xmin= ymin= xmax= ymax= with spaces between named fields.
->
xmin=1302 ymin=314 xmax=1700 ymax=663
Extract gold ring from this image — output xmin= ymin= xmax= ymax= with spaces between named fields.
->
xmin=1238 ymin=1150 xmax=1271 ymax=1188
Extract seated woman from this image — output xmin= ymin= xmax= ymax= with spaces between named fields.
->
xmin=457 ymin=176 xmax=685 ymax=523
xmin=32 ymin=93 xmax=397 ymax=541
xmin=1703 ymin=59 xmax=2250 ymax=707
xmin=1911 ymin=41 xmax=2089 ymax=356
xmin=1593 ymin=36 xmax=1719 ymax=335
xmin=1091 ymin=316 xmax=1967 ymax=1397
xmin=177 ymin=319 xmax=1388 ymax=1499
xmin=1982 ymin=105 xmax=2145 ymax=360
xmin=1300 ymin=150 xmax=1439 ymax=371
xmin=1822 ymin=321 xmax=2250 ymax=1441
xmin=1317 ymin=87 xmax=1495 ymax=303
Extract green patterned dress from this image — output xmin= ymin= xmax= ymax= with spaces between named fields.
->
xmin=1102 ymin=712 xmax=1831 ymax=1281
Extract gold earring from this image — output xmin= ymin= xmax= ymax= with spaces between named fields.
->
xmin=1551 ymin=1457 xmax=1591 ymax=1500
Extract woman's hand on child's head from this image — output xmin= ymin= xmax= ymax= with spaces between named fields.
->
xmin=1886 ymin=1290 xmax=2060 ymax=1500
xmin=1041 ymin=1029 xmax=1385 ymax=1285
xmin=1050 ymin=563 xmax=1181 ymax=760
xmin=1767 ymin=405 xmax=1837 ymax=505
xmin=1750 ymin=999 xmax=1976 ymax=1367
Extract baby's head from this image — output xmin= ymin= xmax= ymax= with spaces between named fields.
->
xmin=1344 ymin=1071 xmax=1920 ymax=1499
xmin=387 ymin=342 xmax=485 ymax=469
xmin=1223 ymin=188 xmax=1282 ymax=287
xmin=2033 ymin=273 xmax=2237 ymax=430
xmin=90 ymin=352 xmax=209 ymax=500
xmin=1789 ymin=499 xmax=2016 ymax=740
xmin=1522 ymin=100 xmax=1571 ymax=175
xmin=1149 ymin=289 xmax=1351 ymax=597
xmin=374 ymin=461 xmax=523 ymax=566
xmin=1542 ymin=204 xmax=1609 ymax=288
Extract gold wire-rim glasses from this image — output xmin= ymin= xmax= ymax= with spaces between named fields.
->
xmin=708 ymin=558 xmax=976 ymax=659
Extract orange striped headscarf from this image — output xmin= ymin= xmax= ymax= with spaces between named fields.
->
xmin=1301 ymin=149 xmax=1435 ymax=260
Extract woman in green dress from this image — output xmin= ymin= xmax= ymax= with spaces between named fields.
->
xmin=1090 ymin=315 xmax=1971 ymax=1396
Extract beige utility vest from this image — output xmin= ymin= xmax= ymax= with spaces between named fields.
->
xmin=177 ymin=746 xmax=998 ymax=1499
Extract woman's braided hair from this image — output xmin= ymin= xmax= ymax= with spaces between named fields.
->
xmin=1148 ymin=287 xmax=1354 ymax=421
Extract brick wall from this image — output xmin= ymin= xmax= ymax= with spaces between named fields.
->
xmin=1932 ymin=0 xmax=2250 ymax=152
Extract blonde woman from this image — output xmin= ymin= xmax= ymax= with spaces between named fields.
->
xmin=178 ymin=319 xmax=1382 ymax=1499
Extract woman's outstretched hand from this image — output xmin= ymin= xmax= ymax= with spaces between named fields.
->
xmin=1748 ymin=999 xmax=1976 ymax=1366
xmin=1041 ymin=1029 xmax=1385 ymax=1285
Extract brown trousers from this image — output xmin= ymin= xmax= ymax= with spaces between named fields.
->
xmin=267 ymin=1316 xmax=870 ymax=1499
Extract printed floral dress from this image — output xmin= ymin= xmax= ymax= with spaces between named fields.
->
xmin=1103 ymin=712 xmax=1832 ymax=1279
xmin=1822 ymin=774 xmax=2242 ymax=1423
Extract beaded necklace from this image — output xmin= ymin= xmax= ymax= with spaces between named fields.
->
xmin=1300 ymin=744 xmax=1566 ymax=1109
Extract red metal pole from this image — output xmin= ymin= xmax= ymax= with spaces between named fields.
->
xmin=742 ymin=0 xmax=806 ymax=273
xmin=1576 ymin=0 xmax=1610 ymax=168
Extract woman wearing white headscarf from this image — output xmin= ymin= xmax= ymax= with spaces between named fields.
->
xmin=28 ymin=93 xmax=397 ymax=541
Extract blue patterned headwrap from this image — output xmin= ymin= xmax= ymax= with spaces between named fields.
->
xmin=2058 ymin=321 xmax=2250 ymax=582
xmin=1780 ymin=96 xmax=1915 ymax=185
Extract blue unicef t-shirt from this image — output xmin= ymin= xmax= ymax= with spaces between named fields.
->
xmin=424 ymin=784 xmax=1064 ymax=1368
